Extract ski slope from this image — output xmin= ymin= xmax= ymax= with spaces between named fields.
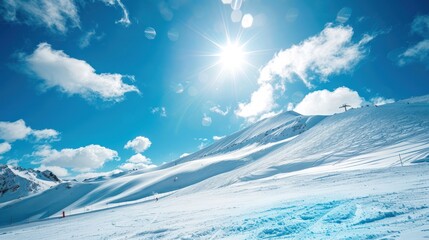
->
xmin=0 ymin=96 xmax=429 ymax=239
xmin=0 ymin=164 xmax=428 ymax=239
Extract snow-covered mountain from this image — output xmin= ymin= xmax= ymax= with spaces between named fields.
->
xmin=0 ymin=165 xmax=60 ymax=203
xmin=0 ymin=96 xmax=429 ymax=234
xmin=175 ymin=111 xmax=325 ymax=163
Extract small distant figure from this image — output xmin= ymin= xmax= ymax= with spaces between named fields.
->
xmin=339 ymin=104 xmax=351 ymax=112
xmin=62 ymin=211 xmax=65 ymax=218
xmin=155 ymin=197 xmax=159 ymax=202
xmin=174 ymin=176 xmax=178 ymax=182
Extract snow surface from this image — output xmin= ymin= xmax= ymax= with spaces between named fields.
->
xmin=0 ymin=98 xmax=428 ymax=239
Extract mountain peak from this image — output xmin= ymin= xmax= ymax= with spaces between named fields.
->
xmin=0 ymin=164 xmax=61 ymax=203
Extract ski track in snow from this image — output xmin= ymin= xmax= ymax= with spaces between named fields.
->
xmin=1 ymin=165 xmax=429 ymax=239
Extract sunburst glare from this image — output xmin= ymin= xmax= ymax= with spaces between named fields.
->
xmin=219 ymin=41 xmax=245 ymax=70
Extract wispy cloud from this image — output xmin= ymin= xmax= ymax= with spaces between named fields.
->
xmin=1 ymin=0 xmax=132 ymax=33
xmin=202 ymin=114 xmax=212 ymax=127
xmin=174 ymin=83 xmax=184 ymax=93
xmin=195 ymin=137 xmax=208 ymax=150
xmin=398 ymin=15 xmax=429 ymax=66
xmin=73 ymin=169 xmax=122 ymax=181
xmin=152 ymin=107 xmax=167 ymax=117
xmin=23 ymin=43 xmax=139 ymax=102
xmin=412 ymin=15 xmax=429 ymax=36
xmin=0 ymin=119 xmax=59 ymax=142
xmin=101 ymin=0 xmax=131 ymax=26
xmin=0 ymin=0 xmax=80 ymax=33
xmin=370 ymin=97 xmax=395 ymax=106
xmin=198 ymin=142 xmax=207 ymax=150
xmin=6 ymin=159 xmax=20 ymax=166
xmin=236 ymin=24 xmax=374 ymax=121
xmin=79 ymin=29 xmax=104 ymax=49
xmin=398 ymin=40 xmax=429 ymax=65
xmin=32 ymin=129 xmax=60 ymax=141
xmin=33 ymin=144 xmax=119 ymax=172
xmin=210 ymin=105 xmax=230 ymax=116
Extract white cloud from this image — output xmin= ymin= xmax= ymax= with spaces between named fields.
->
xmin=371 ymin=97 xmax=395 ymax=106
xmin=6 ymin=159 xmax=20 ymax=167
xmin=235 ymin=83 xmax=275 ymax=121
xmin=180 ymin=153 xmax=190 ymax=158
xmin=101 ymin=0 xmax=131 ymax=26
xmin=236 ymin=24 xmax=374 ymax=121
xmin=0 ymin=119 xmax=31 ymax=142
xmin=119 ymin=153 xmax=156 ymax=171
xmin=24 ymin=43 xmax=139 ymax=102
xmin=124 ymin=136 xmax=151 ymax=153
xmin=258 ymin=111 xmax=282 ymax=121
xmin=32 ymin=129 xmax=60 ymax=141
xmin=73 ymin=169 xmax=122 ymax=181
xmin=0 ymin=0 xmax=80 ymax=33
xmin=36 ymin=165 xmax=69 ymax=177
xmin=202 ymin=114 xmax=212 ymax=127
xmin=34 ymin=144 xmax=118 ymax=172
xmin=210 ymin=105 xmax=230 ymax=116
xmin=398 ymin=15 xmax=429 ymax=66
xmin=0 ymin=142 xmax=12 ymax=155
xmin=151 ymin=107 xmax=167 ymax=117
xmin=294 ymin=87 xmax=364 ymax=116
xmin=258 ymin=24 xmax=373 ymax=86
xmin=0 ymin=119 xmax=58 ymax=142
xmin=213 ymin=135 xmax=225 ymax=141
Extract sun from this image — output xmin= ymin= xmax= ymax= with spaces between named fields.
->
xmin=219 ymin=42 xmax=245 ymax=70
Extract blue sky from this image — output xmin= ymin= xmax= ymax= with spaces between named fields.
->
xmin=0 ymin=0 xmax=428 ymax=178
